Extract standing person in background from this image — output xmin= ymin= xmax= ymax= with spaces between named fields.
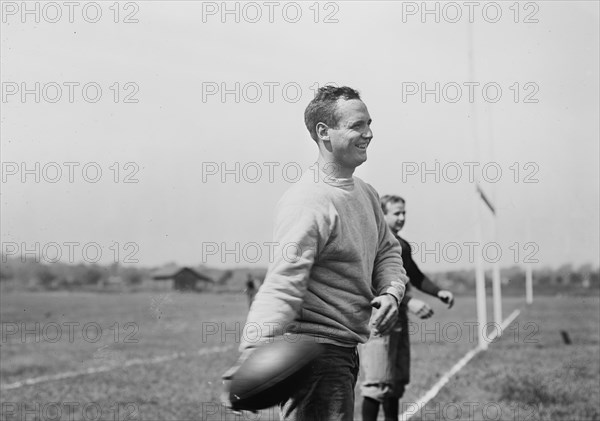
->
xmin=361 ymin=195 xmax=456 ymax=421
xmin=223 ymin=86 xmax=408 ymax=421
xmin=244 ymin=274 xmax=257 ymax=308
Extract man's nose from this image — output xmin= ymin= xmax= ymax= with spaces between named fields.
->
xmin=363 ymin=127 xmax=373 ymax=139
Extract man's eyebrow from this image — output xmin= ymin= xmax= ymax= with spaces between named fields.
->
xmin=348 ymin=118 xmax=372 ymax=126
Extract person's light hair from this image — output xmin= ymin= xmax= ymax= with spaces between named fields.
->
xmin=380 ymin=195 xmax=405 ymax=214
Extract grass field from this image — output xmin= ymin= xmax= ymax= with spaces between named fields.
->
xmin=1 ymin=291 xmax=598 ymax=420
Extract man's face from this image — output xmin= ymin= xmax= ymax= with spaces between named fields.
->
xmin=326 ymin=99 xmax=373 ymax=172
xmin=384 ymin=201 xmax=406 ymax=232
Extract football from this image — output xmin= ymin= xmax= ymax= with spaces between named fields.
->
xmin=228 ymin=337 xmax=326 ymax=411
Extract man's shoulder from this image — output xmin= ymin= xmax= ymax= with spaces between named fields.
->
xmin=352 ymin=176 xmax=384 ymax=207
xmin=280 ymin=171 xmax=327 ymax=196
xmin=276 ymin=171 xmax=334 ymax=212
xmin=353 ymin=176 xmax=374 ymax=193
xmin=352 ymin=177 xmax=389 ymax=219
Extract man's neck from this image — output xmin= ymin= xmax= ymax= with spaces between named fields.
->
xmin=316 ymin=156 xmax=354 ymax=179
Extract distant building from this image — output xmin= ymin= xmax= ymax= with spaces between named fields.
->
xmin=152 ymin=266 xmax=214 ymax=291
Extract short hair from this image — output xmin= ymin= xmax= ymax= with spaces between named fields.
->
xmin=304 ymin=85 xmax=362 ymax=142
xmin=380 ymin=195 xmax=405 ymax=214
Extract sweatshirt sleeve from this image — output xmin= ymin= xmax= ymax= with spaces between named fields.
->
xmin=239 ymin=195 xmax=333 ymax=352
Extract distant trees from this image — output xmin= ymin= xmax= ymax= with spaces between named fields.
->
xmin=36 ymin=265 xmax=56 ymax=287
xmin=121 ymin=267 xmax=143 ymax=285
xmin=0 ymin=253 xmax=597 ymax=293
xmin=81 ymin=264 xmax=105 ymax=285
xmin=0 ymin=261 xmax=15 ymax=281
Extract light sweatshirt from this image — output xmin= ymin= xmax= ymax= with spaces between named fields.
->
xmin=240 ymin=169 xmax=408 ymax=351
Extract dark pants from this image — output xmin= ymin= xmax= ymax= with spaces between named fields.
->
xmin=279 ymin=344 xmax=359 ymax=421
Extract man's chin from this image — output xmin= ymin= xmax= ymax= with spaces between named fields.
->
xmin=355 ymin=155 xmax=367 ymax=166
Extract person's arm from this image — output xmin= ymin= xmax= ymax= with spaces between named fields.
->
xmin=239 ymin=198 xmax=331 ymax=352
xmin=400 ymin=238 xmax=454 ymax=308
xmin=399 ymin=238 xmax=441 ymax=296
xmin=412 ymin=272 xmax=454 ymax=308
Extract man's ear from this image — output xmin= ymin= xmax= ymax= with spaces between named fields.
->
xmin=316 ymin=122 xmax=329 ymax=141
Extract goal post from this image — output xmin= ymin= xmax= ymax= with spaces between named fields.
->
xmin=525 ymin=218 xmax=534 ymax=304
xmin=475 ymin=182 xmax=502 ymax=349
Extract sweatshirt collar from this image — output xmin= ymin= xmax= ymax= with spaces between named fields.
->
xmin=318 ymin=169 xmax=355 ymax=187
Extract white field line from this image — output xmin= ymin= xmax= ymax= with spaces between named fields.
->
xmin=1 ymin=344 xmax=234 ymax=391
xmin=399 ymin=309 xmax=521 ymax=421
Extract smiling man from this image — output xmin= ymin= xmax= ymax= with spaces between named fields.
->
xmin=226 ymin=86 xmax=408 ymax=420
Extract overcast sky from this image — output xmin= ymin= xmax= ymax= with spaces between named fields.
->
xmin=1 ymin=1 xmax=598 ymax=271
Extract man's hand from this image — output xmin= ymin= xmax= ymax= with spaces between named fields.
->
xmin=371 ymin=294 xmax=399 ymax=336
xmin=407 ymin=298 xmax=434 ymax=319
xmin=437 ymin=290 xmax=454 ymax=308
